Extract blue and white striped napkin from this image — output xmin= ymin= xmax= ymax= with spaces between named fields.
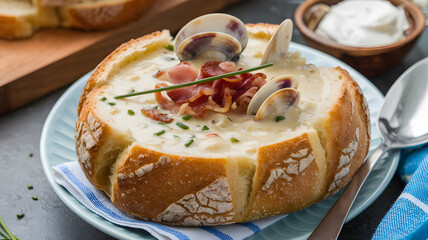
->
xmin=373 ymin=146 xmax=428 ymax=239
xmin=52 ymin=162 xmax=283 ymax=240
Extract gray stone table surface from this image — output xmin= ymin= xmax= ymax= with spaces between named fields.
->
xmin=1 ymin=0 xmax=427 ymax=239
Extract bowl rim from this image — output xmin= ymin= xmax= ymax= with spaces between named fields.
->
xmin=294 ymin=0 xmax=426 ymax=54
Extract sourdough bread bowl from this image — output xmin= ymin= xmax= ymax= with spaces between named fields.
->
xmin=75 ymin=15 xmax=370 ymax=225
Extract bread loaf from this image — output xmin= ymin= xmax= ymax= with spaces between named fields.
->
xmin=0 ymin=0 xmax=58 ymax=39
xmin=75 ymin=22 xmax=370 ymax=225
xmin=0 ymin=0 xmax=155 ymax=39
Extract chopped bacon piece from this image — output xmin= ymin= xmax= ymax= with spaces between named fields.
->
xmin=154 ymin=61 xmax=267 ymax=117
xmin=154 ymin=83 xmax=181 ymax=113
xmin=166 ymin=84 xmax=214 ymax=104
xmin=156 ymin=62 xmax=198 ymax=84
xmin=141 ymin=108 xmax=173 ymax=123
xmin=235 ymin=86 xmax=258 ymax=111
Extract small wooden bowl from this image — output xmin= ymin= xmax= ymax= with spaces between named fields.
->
xmin=295 ymin=0 xmax=425 ymax=77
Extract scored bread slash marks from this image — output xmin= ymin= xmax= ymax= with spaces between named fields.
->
xmin=328 ymin=128 xmax=360 ymax=192
xmin=119 ymin=155 xmax=171 ymax=180
xmin=262 ymin=148 xmax=314 ymax=191
xmin=157 ymin=178 xmax=234 ymax=225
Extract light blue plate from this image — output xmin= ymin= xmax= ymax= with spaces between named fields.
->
xmin=40 ymin=42 xmax=399 ymax=240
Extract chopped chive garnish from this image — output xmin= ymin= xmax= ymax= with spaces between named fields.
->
xmin=32 ymin=196 xmax=38 ymax=201
xmin=164 ymin=57 xmax=176 ymax=61
xmin=128 ymin=110 xmax=135 ymax=116
xmin=165 ymin=44 xmax=174 ymax=51
xmin=108 ymin=102 xmax=116 ymax=106
xmin=129 ymin=89 xmax=135 ymax=93
xmin=230 ymin=137 xmax=240 ymax=143
xmin=27 ymin=185 xmax=33 ymax=190
xmin=154 ymin=130 xmax=166 ymax=136
xmin=173 ymin=135 xmax=181 ymax=139
xmin=182 ymin=114 xmax=192 ymax=121
xmin=176 ymin=122 xmax=189 ymax=130
xmin=185 ymin=139 xmax=194 ymax=147
xmin=275 ymin=116 xmax=285 ymax=122
xmin=201 ymin=125 xmax=209 ymax=131
xmin=16 ymin=214 xmax=25 ymax=219
xmin=29 ymin=153 xmax=33 ymax=157
xmin=100 ymin=97 xmax=107 ymax=101
xmin=114 ymin=63 xmax=273 ymax=99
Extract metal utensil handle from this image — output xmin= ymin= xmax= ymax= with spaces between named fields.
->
xmin=308 ymin=142 xmax=389 ymax=240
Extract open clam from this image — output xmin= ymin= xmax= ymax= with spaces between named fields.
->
xmin=176 ymin=32 xmax=242 ymax=61
xmin=254 ymin=88 xmax=300 ymax=121
xmin=261 ymin=19 xmax=293 ymax=65
xmin=247 ymin=75 xmax=299 ymax=115
xmin=174 ymin=13 xmax=248 ymax=61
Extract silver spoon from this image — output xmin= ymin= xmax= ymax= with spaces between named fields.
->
xmin=308 ymin=57 xmax=428 ymax=240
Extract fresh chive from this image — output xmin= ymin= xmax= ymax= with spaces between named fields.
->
xmin=176 ymin=122 xmax=189 ymax=130
xmin=182 ymin=114 xmax=192 ymax=121
xmin=29 ymin=153 xmax=33 ymax=157
xmin=0 ymin=227 xmax=8 ymax=239
xmin=32 ymin=196 xmax=38 ymax=201
xmin=165 ymin=44 xmax=174 ymax=51
xmin=27 ymin=185 xmax=33 ymax=190
xmin=185 ymin=138 xmax=194 ymax=147
xmin=100 ymin=97 xmax=107 ymax=101
xmin=16 ymin=214 xmax=25 ymax=220
xmin=201 ymin=125 xmax=209 ymax=131
xmin=128 ymin=110 xmax=135 ymax=116
xmin=230 ymin=137 xmax=240 ymax=143
xmin=114 ymin=63 xmax=273 ymax=99
xmin=129 ymin=89 xmax=135 ymax=93
xmin=0 ymin=216 xmax=17 ymax=240
xmin=275 ymin=116 xmax=285 ymax=122
xmin=173 ymin=135 xmax=181 ymax=139
xmin=164 ymin=57 xmax=176 ymax=61
xmin=108 ymin=102 xmax=116 ymax=106
xmin=154 ymin=130 xmax=166 ymax=136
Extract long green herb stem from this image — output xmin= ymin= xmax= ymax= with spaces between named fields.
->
xmin=0 ymin=216 xmax=17 ymax=240
xmin=114 ymin=63 xmax=273 ymax=99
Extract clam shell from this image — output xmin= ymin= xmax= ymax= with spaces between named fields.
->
xmin=174 ymin=13 xmax=248 ymax=52
xmin=261 ymin=19 xmax=293 ymax=65
xmin=304 ymin=3 xmax=331 ymax=31
xmin=247 ymin=75 xmax=299 ymax=115
xmin=176 ymin=32 xmax=242 ymax=61
xmin=254 ymin=88 xmax=300 ymax=121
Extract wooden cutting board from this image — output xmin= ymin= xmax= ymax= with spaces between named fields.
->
xmin=0 ymin=0 xmax=242 ymax=115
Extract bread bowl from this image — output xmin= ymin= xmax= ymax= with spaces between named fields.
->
xmin=75 ymin=14 xmax=370 ymax=225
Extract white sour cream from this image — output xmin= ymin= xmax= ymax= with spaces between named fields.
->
xmin=315 ymin=0 xmax=410 ymax=47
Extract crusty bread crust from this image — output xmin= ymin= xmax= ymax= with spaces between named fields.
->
xmin=75 ymin=23 xmax=371 ymax=225
xmin=0 ymin=15 xmax=34 ymax=39
xmin=247 ymin=130 xmax=327 ymax=221
xmin=60 ymin=0 xmax=156 ymax=30
xmin=320 ymin=67 xmax=370 ymax=197
xmin=0 ymin=0 xmax=155 ymax=39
